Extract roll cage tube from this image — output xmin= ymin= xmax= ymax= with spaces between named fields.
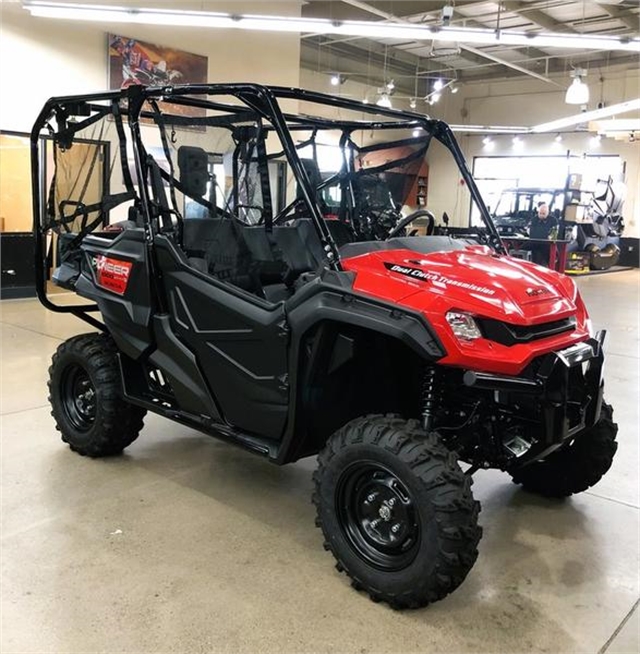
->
xmin=126 ymin=85 xmax=172 ymax=315
xmin=269 ymin=86 xmax=506 ymax=255
xmin=30 ymin=91 xmax=123 ymax=328
xmin=430 ymin=121 xmax=506 ymax=255
xmin=31 ymin=83 xmax=505 ymax=319
xmin=139 ymin=83 xmax=344 ymax=270
xmin=235 ymin=86 xmax=343 ymax=270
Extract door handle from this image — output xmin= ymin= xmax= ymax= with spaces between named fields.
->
xmin=2 ymin=270 xmax=17 ymax=275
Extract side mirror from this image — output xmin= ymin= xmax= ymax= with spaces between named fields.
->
xmin=178 ymin=146 xmax=208 ymax=198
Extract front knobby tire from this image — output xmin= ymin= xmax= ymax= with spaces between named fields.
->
xmin=313 ymin=415 xmax=482 ymax=609
xmin=48 ymin=333 xmax=146 ymax=457
xmin=511 ymin=402 xmax=618 ymax=498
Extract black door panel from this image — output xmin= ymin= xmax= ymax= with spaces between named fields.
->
xmin=155 ymin=238 xmax=289 ymax=439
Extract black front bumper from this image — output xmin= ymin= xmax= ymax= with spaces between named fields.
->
xmin=464 ymin=331 xmax=606 ymax=465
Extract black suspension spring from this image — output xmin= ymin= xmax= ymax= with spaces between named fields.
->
xmin=421 ymin=365 xmax=439 ymax=433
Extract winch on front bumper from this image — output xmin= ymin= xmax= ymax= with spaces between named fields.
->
xmin=463 ymin=331 xmax=606 ymax=467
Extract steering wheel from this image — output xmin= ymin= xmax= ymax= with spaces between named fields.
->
xmin=387 ymin=209 xmax=435 ymax=239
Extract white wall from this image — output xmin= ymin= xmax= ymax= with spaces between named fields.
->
xmin=0 ymin=1 xmax=302 ymax=132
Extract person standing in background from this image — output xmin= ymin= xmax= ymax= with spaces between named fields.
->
xmin=529 ymin=201 xmax=558 ymax=266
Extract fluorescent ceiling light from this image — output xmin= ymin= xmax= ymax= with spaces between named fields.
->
xmin=22 ymin=1 xmax=640 ymax=52
xmin=532 ymin=99 xmax=640 ymax=133
xmin=590 ymin=119 xmax=640 ymax=134
xmin=449 ymin=124 xmax=528 ymax=134
xmin=25 ymin=2 xmax=237 ymax=27
xmin=452 ymin=107 xmax=640 ymax=136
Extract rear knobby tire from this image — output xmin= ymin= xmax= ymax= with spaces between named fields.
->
xmin=48 ymin=333 xmax=146 ymax=457
xmin=511 ymin=401 xmax=618 ymax=498
xmin=313 ymin=414 xmax=482 ymax=609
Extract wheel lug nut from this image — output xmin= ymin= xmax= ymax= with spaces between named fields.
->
xmin=370 ymin=519 xmax=380 ymax=529
xmin=388 ymin=498 xmax=395 ymax=507
xmin=367 ymin=493 xmax=378 ymax=503
xmin=391 ymin=523 xmax=401 ymax=534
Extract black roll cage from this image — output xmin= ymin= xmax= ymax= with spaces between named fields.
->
xmin=31 ymin=83 xmax=504 ymax=324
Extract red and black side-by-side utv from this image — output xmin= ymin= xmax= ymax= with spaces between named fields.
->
xmin=31 ymin=84 xmax=618 ymax=609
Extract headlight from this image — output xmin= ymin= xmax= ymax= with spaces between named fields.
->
xmin=446 ymin=311 xmax=482 ymax=341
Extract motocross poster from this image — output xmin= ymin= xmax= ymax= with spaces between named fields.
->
xmin=108 ymin=34 xmax=207 ymax=117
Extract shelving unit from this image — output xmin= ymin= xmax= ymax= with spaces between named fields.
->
xmin=563 ymin=172 xmax=593 ymax=224
xmin=405 ymin=161 xmax=429 ymax=209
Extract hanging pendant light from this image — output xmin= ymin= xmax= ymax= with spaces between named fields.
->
xmin=565 ymin=69 xmax=590 ymax=105
xmin=376 ymin=93 xmax=392 ymax=108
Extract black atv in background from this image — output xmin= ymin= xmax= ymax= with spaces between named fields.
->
xmin=492 ymin=187 xmax=565 ymax=237
xmin=32 ymin=84 xmax=618 ymax=609
xmin=493 ymin=184 xmax=625 ymax=270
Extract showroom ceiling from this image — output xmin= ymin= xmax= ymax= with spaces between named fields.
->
xmin=300 ymin=1 xmax=640 ymax=95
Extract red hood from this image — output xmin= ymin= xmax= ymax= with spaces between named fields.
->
xmin=341 ymin=246 xmax=590 ymax=375
xmin=342 ymin=247 xmax=578 ymax=324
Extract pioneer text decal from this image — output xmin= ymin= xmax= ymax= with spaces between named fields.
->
xmin=92 ymin=255 xmax=133 ymax=295
xmin=384 ymin=262 xmax=496 ymax=296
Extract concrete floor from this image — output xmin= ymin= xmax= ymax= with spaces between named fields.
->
xmin=1 ymin=271 xmax=639 ymax=654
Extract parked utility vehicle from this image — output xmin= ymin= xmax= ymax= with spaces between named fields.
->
xmin=32 ymin=85 xmax=618 ymax=609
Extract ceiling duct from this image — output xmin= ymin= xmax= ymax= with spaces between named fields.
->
xmin=429 ymin=40 xmax=461 ymax=60
xmin=431 ymin=3 xmax=459 ymax=57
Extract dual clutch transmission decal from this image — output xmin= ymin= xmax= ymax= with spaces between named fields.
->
xmin=384 ymin=262 xmax=495 ymax=296
xmin=92 ymin=255 xmax=133 ymax=295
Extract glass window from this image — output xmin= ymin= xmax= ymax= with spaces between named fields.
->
xmin=472 ymin=154 xmax=622 ymax=226
xmin=0 ymin=133 xmax=33 ymax=233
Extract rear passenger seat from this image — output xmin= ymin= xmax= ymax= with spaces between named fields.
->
xmin=181 ymin=218 xmax=330 ymax=300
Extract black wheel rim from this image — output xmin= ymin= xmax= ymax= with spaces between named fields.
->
xmin=336 ymin=461 xmax=421 ymax=571
xmin=60 ymin=364 xmax=97 ymax=432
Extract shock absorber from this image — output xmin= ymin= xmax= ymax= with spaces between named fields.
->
xmin=421 ymin=365 xmax=439 ymax=433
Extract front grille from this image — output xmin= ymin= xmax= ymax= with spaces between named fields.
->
xmin=478 ymin=316 xmax=576 ymax=346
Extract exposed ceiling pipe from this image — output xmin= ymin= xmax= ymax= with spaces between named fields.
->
xmin=461 ymin=45 xmax=563 ymax=87
xmin=340 ymin=0 xmax=394 ymax=21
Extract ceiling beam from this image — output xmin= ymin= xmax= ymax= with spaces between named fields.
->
xmin=339 ymin=0 xmax=397 ymax=22
xmin=338 ymin=0 xmax=559 ymax=85
xmin=300 ymin=1 xmax=638 ymax=89
xmin=461 ymin=44 xmax=562 ymax=86
xmin=597 ymin=3 xmax=640 ymax=33
xmin=303 ymin=32 xmax=494 ymax=86
xmin=300 ymin=38 xmax=446 ymax=96
xmin=455 ymin=51 xmax=640 ymax=83
xmin=500 ymin=1 xmax=578 ymax=33
xmin=302 ymin=37 xmax=640 ymax=89
xmin=452 ymin=9 xmax=552 ymax=63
